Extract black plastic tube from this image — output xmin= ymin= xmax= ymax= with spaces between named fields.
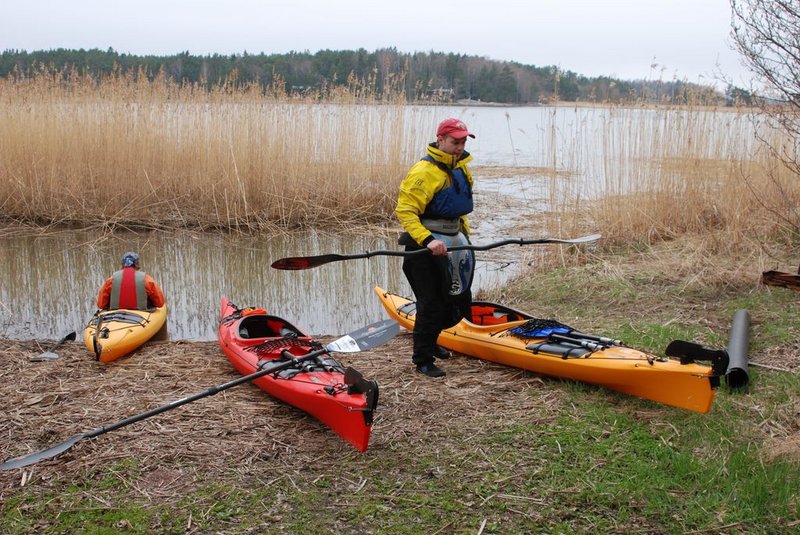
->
xmin=726 ymin=309 xmax=750 ymax=390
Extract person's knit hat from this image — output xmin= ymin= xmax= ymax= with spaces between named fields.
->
xmin=121 ymin=252 xmax=140 ymax=268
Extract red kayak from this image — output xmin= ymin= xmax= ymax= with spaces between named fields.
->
xmin=218 ymin=297 xmax=379 ymax=452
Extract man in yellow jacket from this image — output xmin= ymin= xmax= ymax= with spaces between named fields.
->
xmin=395 ymin=118 xmax=477 ymax=378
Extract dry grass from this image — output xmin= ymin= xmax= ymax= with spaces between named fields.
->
xmin=1 ymin=229 xmax=799 ymax=531
xmin=536 ymin=104 xmax=800 ymax=255
xmin=1 ymin=67 xmax=798 ymax=255
xmin=0 ymin=334 xmax=564 ymax=501
xmin=1 ymin=245 xmax=798 ymax=532
xmin=0 ymin=67 xmax=431 ymax=231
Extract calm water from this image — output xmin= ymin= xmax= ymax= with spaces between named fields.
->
xmin=0 ymin=174 xmax=540 ymax=341
xmin=0 ymin=229 xmax=405 ymax=340
xmin=0 ymin=104 xmax=755 ymax=341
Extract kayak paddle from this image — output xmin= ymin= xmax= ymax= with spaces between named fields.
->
xmin=271 ymin=233 xmax=601 ymax=270
xmin=92 ymin=314 xmax=104 ymax=361
xmin=1 ymin=318 xmax=399 ymax=470
xmin=29 ymin=331 xmax=77 ymax=362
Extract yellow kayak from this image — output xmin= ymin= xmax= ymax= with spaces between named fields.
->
xmin=83 ymin=306 xmax=168 ymax=363
xmin=374 ymin=287 xmax=726 ymax=413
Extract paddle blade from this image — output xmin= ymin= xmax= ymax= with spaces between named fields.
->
xmin=325 ymin=319 xmax=399 ymax=353
xmin=565 ymin=233 xmax=601 ymax=244
xmin=31 ymin=331 xmax=77 ymax=362
xmin=271 ymin=254 xmax=345 ymax=270
xmin=29 ymin=352 xmax=59 ymax=362
xmin=0 ymin=433 xmax=85 ymax=470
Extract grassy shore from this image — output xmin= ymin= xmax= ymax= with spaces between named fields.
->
xmin=1 ymin=235 xmax=798 ymax=533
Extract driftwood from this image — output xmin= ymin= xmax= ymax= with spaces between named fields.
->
xmin=761 ymin=270 xmax=800 ymax=291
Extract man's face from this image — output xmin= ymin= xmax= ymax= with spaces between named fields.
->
xmin=437 ymin=134 xmax=467 ymax=157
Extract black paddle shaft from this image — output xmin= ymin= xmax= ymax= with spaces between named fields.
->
xmin=0 ymin=319 xmax=398 ymax=470
xmin=84 ymin=350 xmax=327 ymax=439
xmin=271 ymin=233 xmax=601 ymax=270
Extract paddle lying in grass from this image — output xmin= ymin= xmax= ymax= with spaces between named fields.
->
xmin=1 ymin=319 xmax=399 ymax=470
xmin=29 ymin=331 xmax=77 ymax=362
xmin=271 ymin=233 xmax=602 ymax=270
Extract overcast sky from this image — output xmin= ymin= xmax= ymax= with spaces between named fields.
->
xmin=1 ymin=0 xmax=750 ymax=87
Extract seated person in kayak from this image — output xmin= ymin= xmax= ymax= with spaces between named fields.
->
xmin=96 ymin=252 xmax=166 ymax=310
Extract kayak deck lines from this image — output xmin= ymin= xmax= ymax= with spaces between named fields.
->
xmin=83 ymin=306 xmax=167 ymax=363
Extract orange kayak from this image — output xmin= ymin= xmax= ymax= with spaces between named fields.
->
xmin=375 ymin=287 xmax=726 ymax=413
xmin=218 ymin=297 xmax=378 ymax=452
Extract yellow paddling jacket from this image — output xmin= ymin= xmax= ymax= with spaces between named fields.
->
xmin=396 ymin=143 xmax=474 ymax=246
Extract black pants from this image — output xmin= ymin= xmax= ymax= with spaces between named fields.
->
xmin=402 ymin=251 xmax=471 ymax=366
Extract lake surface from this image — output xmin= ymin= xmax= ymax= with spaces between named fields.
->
xmin=0 ymin=104 xmax=755 ymax=341
xmin=0 ymin=174 xmax=542 ymax=341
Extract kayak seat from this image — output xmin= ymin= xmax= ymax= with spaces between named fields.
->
xmin=239 ymin=316 xmax=281 ymax=339
xmin=470 ymin=304 xmax=528 ymax=325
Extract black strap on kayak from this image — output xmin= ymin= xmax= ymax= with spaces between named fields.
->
xmin=250 ymin=340 xmax=334 ymax=381
xmin=526 ymin=340 xmax=592 ymax=359
xmin=92 ymin=311 xmax=148 ymax=325
xmin=220 ymin=302 xmax=246 ymax=326
xmin=220 ymin=301 xmax=269 ymax=326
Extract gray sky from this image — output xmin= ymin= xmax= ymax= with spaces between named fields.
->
xmin=1 ymin=0 xmax=750 ymax=87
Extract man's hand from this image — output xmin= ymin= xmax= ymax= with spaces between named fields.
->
xmin=427 ymin=239 xmax=447 ymax=256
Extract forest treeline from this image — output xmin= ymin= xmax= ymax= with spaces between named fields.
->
xmin=0 ymin=47 xmax=749 ymax=105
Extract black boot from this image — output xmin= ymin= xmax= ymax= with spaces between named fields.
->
xmin=415 ymin=361 xmax=446 ymax=378
xmin=435 ymin=346 xmax=452 ymax=359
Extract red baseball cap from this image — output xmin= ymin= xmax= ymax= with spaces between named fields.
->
xmin=437 ymin=118 xmax=475 ymax=139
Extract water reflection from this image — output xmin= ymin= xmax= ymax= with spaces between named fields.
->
xmin=0 ymin=221 xmax=527 ymax=342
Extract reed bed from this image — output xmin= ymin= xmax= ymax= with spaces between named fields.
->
xmin=539 ymin=103 xmax=800 ymax=254
xmin=0 ymin=67 xmax=430 ymax=231
xmin=2 ymin=66 xmax=798 ymax=257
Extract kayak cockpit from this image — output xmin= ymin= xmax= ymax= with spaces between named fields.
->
xmin=237 ymin=314 xmax=304 ymax=340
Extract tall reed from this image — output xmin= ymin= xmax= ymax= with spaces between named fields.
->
xmin=0 ymin=66 xmax=432 ymax=231
xmin=539 ymin=102 xmax=800 ymax=252
xmin=3 ymin=65 xmax=797 ymax=252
